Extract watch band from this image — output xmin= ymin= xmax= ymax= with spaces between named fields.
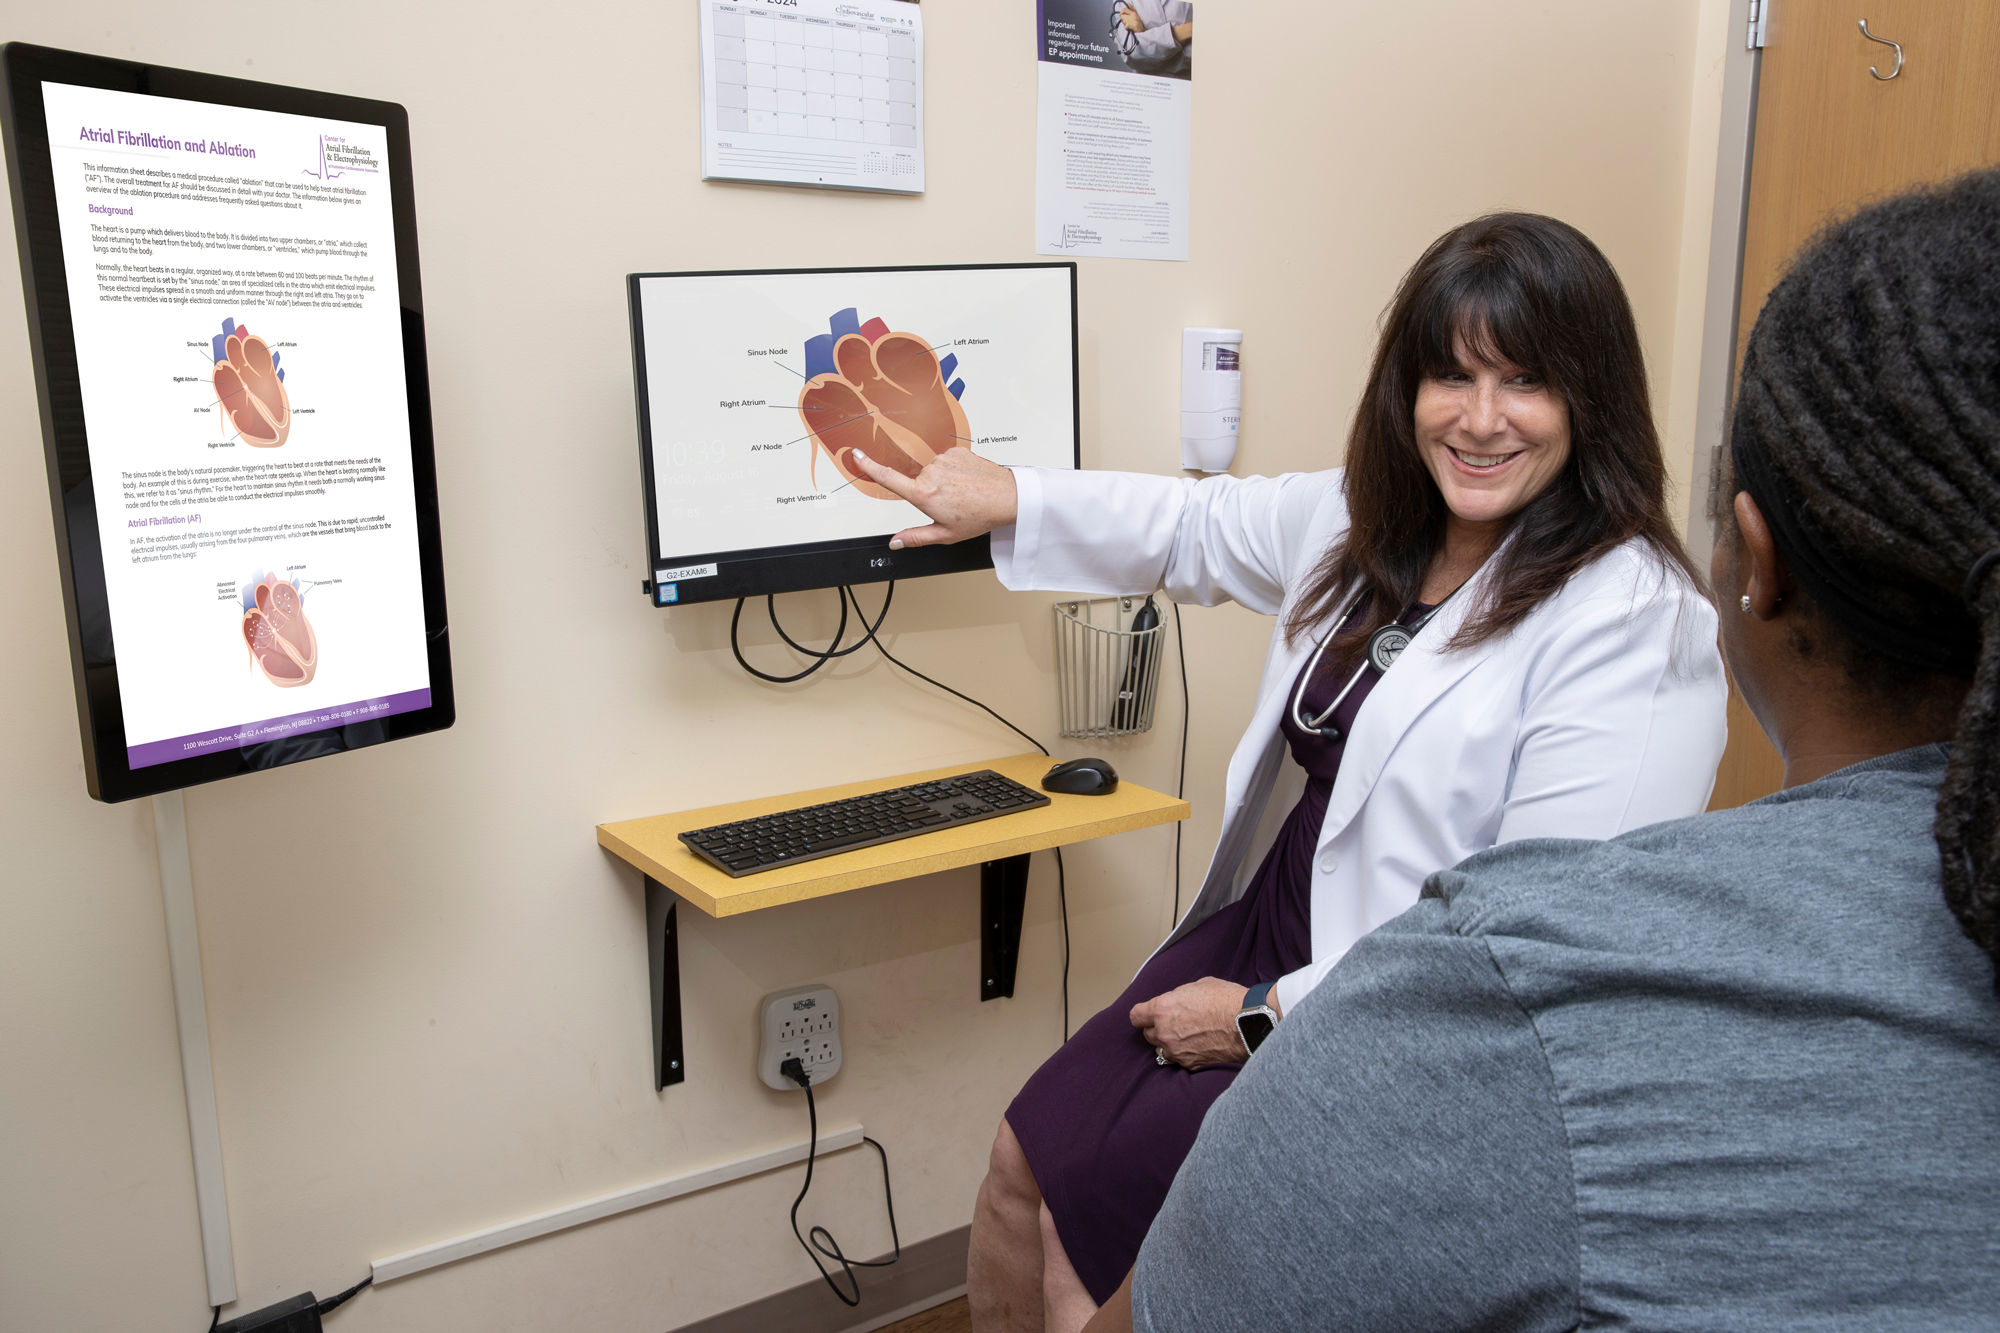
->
xmin=1242 ymin=981 xmax=1274 ymax=1012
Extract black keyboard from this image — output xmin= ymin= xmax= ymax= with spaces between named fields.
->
xmin=680 ymin=769 xmax=1053 ymax=877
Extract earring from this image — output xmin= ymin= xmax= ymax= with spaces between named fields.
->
xmin=1740 ymin=594 xmax=1752 ymax=614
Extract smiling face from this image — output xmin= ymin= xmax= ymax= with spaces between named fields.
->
xmin=1413 ymin=338 xmax=1573 ymax=530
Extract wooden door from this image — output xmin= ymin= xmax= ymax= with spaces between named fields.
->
xmin=1708 ymin=0 xmax=2000 ymax=809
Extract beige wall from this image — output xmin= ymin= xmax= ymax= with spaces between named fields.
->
xmin=0 ymin=2 xmax=1730 ymax=1328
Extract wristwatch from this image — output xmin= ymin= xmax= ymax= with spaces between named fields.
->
xmin=1235 ymin=982 xmax=1279 ymax=1055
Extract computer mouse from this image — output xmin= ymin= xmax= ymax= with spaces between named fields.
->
xmin=1042 ymin=757 xmax=1119 ymax=796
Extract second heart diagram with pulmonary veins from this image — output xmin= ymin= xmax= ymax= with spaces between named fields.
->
xmin=240 ymin=572 xmax=319 ymax=687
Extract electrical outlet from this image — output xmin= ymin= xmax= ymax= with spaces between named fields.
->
xmin=758 ymin=984 xmax=842 ymax=1090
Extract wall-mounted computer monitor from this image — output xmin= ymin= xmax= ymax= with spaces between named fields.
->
xmin=1 ymin=44 xmax=453 ymax=802
xmin=628 ymin=262 xmax=1079 ymax=606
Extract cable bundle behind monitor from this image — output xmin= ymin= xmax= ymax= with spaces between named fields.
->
xmin=730 ymin=582 xmax=1050 ymax=759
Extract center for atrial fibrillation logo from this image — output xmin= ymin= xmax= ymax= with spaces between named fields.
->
xmin=796 ymin=307 xmax=970 ymax=498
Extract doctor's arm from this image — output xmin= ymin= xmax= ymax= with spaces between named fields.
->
xmin=856 ymin=446 xmax=1339 ymax=613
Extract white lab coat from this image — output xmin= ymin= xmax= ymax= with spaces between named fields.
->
xmin=993 ymin=466 xmax=1727 ymax=1015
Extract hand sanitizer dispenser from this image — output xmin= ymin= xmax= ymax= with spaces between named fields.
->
xmin=1181 ymin=327 xmax=1242 ymax=472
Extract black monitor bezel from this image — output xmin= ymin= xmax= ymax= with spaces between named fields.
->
xmin=1 ymin=42 xmax=454 ymax=803
xmin=626 ymin=261 xmax=1080 ymax=606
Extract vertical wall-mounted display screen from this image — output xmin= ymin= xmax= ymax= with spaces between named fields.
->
xmin=3 ymin=44 xmax=453 ymax=801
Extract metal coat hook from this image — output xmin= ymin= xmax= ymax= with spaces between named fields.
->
xmin=1859 ymin=19 xmax=1904 ymax=80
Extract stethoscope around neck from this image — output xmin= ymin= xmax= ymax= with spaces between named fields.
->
xmin=1289 ymin=579 xmax=1469 ymax=740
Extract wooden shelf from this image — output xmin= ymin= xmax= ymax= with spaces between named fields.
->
xmin=597 ymin=752 xmax=1190 ymax=918
xmin=602 ymin=753 xmax=1189 ymax=1089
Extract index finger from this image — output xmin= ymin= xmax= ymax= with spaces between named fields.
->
xmin=848 ymin=449 xmax=923 ymax=504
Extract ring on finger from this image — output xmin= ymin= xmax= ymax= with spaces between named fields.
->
xmin=1154 ymin=1048 xmax=1170 ymax=1066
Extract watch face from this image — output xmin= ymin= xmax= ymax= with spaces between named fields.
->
xmin=1238 ymin=1011 xmax=1276 ymax=1053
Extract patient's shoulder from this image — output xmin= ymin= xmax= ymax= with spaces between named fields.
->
xmin=1423 ymin=744 xmax=1954 ymax=962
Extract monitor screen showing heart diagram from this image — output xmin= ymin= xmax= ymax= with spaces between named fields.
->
xmin=635 ymin=265 xmax=1078 ymax=567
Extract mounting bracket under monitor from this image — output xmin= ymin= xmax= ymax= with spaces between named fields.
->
xmin=648 ymin=533 xmax=993 ymax=609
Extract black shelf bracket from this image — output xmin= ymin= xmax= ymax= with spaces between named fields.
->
xmin=648 ymin=854 xmax=1033 ymax=1087
xmin=981 ymin=854 xmax=1032 ymax=1002
xmin=645 ymin=877 xmax=685 ymax=1090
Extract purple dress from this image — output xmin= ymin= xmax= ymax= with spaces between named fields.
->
xmin=1006 ymin=605 xmax=1426 ymax=1303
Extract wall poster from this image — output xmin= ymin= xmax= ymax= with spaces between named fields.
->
xmin=1034 ymin=0 xmax=1193 ymax=261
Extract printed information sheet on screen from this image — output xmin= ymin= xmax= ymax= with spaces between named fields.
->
xmin=42 ymin=81 xmax=432 ymax=769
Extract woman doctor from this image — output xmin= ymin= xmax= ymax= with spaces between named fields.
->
xmin=851 ymin=213 xmax=1728 ymax=1328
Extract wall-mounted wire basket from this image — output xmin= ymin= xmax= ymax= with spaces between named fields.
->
xmin=1054 ymin=595 xmax=1167 ymax=739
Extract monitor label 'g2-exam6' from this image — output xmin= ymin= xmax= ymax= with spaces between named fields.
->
xmin=42 ymin=81 xmax=432 ymax=770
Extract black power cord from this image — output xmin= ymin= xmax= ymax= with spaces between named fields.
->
xmin=316 ymin=1277 xmax=373 ymax=1317
xmin=842 ymin=583 xmax=1052 ymax=759
xmin=201 ymin=1273 xmax=371 ymax=1331
xmin=1173 ymin=601 xmax=1189 ymax=922
xmin=1056 ymin=846 xmax=1069 ymax=1042
xmin=824 ymin=584 xmax=1073 ymax=1042
xmin=729 ymin=585 xmax=892 ymax=684
xmin=732 ymin=583 xmax=1051 ymax=759
xmin=780 ymin=1058 xmax=900 ymax=1307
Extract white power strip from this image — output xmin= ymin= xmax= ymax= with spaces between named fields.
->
xmin=758 ymin=984 xmax=843 ymax=1090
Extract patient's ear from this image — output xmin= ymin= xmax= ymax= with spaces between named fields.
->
xmin=1733 ymin=491 xmax=1796 ymax=621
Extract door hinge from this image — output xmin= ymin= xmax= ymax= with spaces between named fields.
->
xmin=1747 ymin=0 xmax=1768 ymax=49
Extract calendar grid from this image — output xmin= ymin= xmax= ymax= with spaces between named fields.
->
xmin=710 ymin=3 xmax=918 ymax=149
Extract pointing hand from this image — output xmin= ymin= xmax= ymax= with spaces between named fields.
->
xmin=848 ymin=446 xmax=1021 ymax=549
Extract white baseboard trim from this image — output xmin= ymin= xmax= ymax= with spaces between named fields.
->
xmin=371 ymin=1123 xmax=866 ymax=1283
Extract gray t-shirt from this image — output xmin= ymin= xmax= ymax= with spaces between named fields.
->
xmin=1134 ymin=745 xmax=2000 ymax=1332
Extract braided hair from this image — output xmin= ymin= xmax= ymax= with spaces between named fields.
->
xmin=1731 ymin=168 xmax=2000 ymax=985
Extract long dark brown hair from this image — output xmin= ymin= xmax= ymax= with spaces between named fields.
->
xmin=1285 ymin=213 xmax=1701 ymax=661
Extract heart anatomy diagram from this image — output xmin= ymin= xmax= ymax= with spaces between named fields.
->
xmin=211 ymin=317 xmax=292 ymax=448
xmin=241 ymin=573 xmax=319 ymax=687
xmin=796 ymin=308 xmax=969 ymax=501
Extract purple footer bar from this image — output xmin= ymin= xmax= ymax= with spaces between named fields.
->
xmin=127 ymin=688 xmax=432 ymax=770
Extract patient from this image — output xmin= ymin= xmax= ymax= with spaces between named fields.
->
xmin=1072 ymin=170 xmax=2000 ymax=1331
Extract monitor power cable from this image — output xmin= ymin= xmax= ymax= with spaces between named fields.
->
xmin=1173 ymin=601 xmax=1189 ymax=923
xmin=201 ymin=1274 xmax=371 ymax=1331
xmin=729 ymin=584 xmax=892 ymax=684
xmin=781 ymin=1058 xmax=900 ymax=1307
xmin=733 ymin=583 xmax=1050 ymax=759
xmin=1056 ymin=844 xmax=1069 ymax=1042
xmin=731 ymin=582 xmax=1071 ymax=1043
